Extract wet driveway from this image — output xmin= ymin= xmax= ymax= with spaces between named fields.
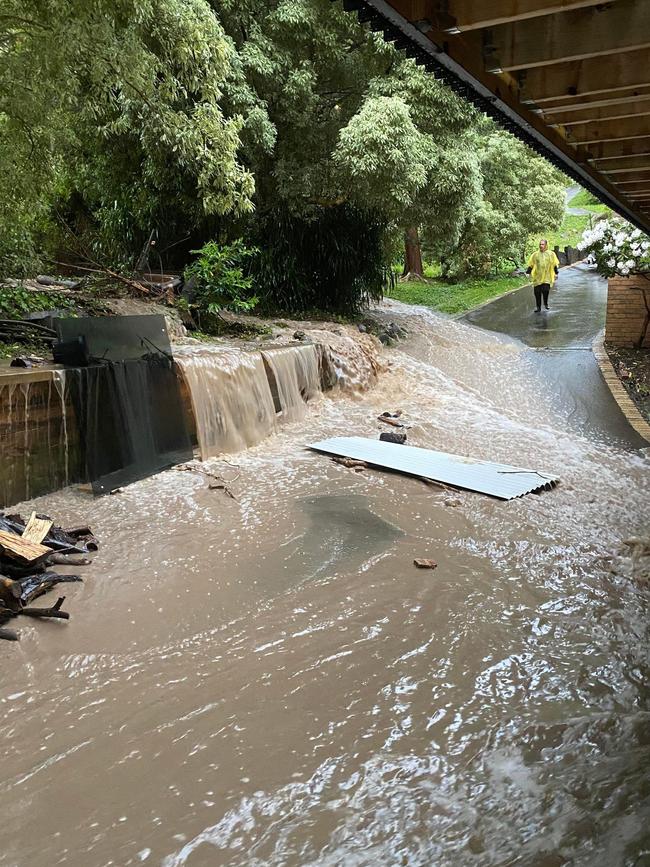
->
xmin=463 ymin=264 xmax=647 ymax=448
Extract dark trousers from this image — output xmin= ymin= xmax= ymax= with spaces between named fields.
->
xmin=534 ymin=283 xmax=550 ymax=310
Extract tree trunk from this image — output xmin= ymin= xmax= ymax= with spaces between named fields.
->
xmin=403 ymin=227 xmax=424 ymax=280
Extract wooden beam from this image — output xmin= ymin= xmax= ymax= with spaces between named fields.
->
xmin=537 ymin=89 xmax=650 ymax=114
xmin=598 ymin=158 xmax=650 ymax=173
xmin=604 ymin=170 xmax=650 ymax=183
xmin=567 ymin=116 xmax=650 ymax=145
xmin=447 ymin=0 xmax=612 ymax=32
xmin=492 ymin=1 xmax=650 ymax=72
xmin=547 ymin=99 xmax=650 ymax=127
xmin=586 ymin=138 xmax=650 ymax=160
xmin=594 ymin=156 xmax=650 ymax=172
xmin=520 ymin=49 xmax=650 ymax=102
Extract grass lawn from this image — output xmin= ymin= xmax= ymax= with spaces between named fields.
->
xmin=388 ymin=273 xmax=526 ymax=315
xmin=568 ymin=188 xmax=611 ymax=214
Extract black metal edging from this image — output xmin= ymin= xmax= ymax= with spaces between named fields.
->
xmin=337 ymin=0 xmax=650 ymax=234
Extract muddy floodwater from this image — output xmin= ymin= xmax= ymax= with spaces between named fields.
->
xmin=2 ymin=287 xmax=649 ymax=866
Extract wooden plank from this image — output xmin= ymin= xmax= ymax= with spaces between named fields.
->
xmin=521 ymin=49 xmax=650 ymax=102
xmin=594 ymin=156 xmax=650 ymax=172
xmin=567 ymin=116 xmax=650 ymax=144
xmin=538 ymin=89 xmax=650 ymax=114
xmin=587 ymin=138 xmax=650 ymax=160
xmin=0 ymin=530 xmax=50 ymax=563
xmin=448 ymin=0 xmax=614 ymax=32
xmin=493 ymin=0 xmax=650 ymax=72
xmin=547 ymin=98 xmax=650 ymax=127
xmin=22 ymin=512 xmax=53 ymax=545
xmin=602 ymin=162 xmax=650 ymax=175
xmin=603 ymin=170 xmax=650 ymax=183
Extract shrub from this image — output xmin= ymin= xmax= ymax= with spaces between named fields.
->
xmin=183 ymin=240 xmax=259 ymax=316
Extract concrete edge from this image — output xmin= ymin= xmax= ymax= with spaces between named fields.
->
xmin=454 ymin=261 xmax=583 ymax=320
xmin=592 ymin=330 xmax=650 ymax=445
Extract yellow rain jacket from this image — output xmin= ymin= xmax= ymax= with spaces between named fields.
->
xmin=527 ymin=249 xmax=560 ymax=286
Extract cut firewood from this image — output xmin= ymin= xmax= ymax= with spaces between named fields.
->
xmin=22 ymin=512 xmax=53 ymax=545
xmin=0 ymin=530 xmax=51 ymax=563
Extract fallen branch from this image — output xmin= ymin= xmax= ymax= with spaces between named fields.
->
xmin=377 ymin=415 xmax=405 ymax=428
xmin=51 ymin=261 xmax=151 ymax=296
xmin=20 ymin=596 xmax=69 ymax=620
xmin=0 ymin=627 xmax=19 ymax=641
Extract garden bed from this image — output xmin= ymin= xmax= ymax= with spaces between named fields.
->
xmin=605 ymin=344 xmax=650 ymax=424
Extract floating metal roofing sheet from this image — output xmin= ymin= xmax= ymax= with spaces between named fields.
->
xmin=308 ymin=436 xmax=559 ymax=500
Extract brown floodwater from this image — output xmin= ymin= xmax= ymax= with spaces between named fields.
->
xmin=1 ymin=302 xmax=649 ymax=867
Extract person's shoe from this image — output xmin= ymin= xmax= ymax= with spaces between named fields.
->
xmin=534 ymin=308 xmax=541 ymax=312
xmin=544 ymin=305 xmax=549 ymax=310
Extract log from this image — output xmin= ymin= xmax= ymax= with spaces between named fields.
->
xmin=22 ymin=512 xmax=53 ymax=545
xmin=0 ymin=627 xmax=19 ymax=641
xmin=0 ymin=530 xmax=51 ymax=563
xmin=47 ymin=553 xmax=91 ymax=566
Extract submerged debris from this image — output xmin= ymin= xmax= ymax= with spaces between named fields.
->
xmin=380 ymin=431 xmax=407 ymax=444
xmin=413 ymin=559 xmax=437 ymax=569
xmin=0 ymin=512 xmax=98 ymax=642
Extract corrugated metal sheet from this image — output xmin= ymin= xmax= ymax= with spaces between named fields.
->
xmin=308 ymin=437 xmax=559 ymax=500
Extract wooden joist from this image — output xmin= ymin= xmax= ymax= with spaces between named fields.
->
xmin=567 ymin=116 xmax=650 ymax=145
xmin=587 ymin=139 xmax=650 ymax=161
xmin=447 ymin=0 xmax=612 ymax=33
xmin=491 ymin=0 xmax=650 ymax=72
xmin=520 ymin=49 xmax=650 ymax=102
xmin=547 ymin=98 xmax=650 ymax=127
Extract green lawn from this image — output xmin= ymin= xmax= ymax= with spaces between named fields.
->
xmin=388 ymin=273 xmax=526 ymax=315
xmin=567 ymin=188 xmax=611 ymax=214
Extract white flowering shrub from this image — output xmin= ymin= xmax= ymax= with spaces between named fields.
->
xmin=578 ymin=219 xmax=650 ymax=277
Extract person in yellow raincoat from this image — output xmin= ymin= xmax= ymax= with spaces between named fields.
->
xmin=526 ymin=239 xmax=560 ymax=312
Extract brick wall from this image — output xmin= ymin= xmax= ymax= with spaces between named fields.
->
xmin=605 ymin=275 xmax=650 ymax=348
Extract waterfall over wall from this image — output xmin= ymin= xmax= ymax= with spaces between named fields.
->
xmin=174 ymin=348 xmax=278 ymax=460
xmin=175 ymin=344 xmax=323 ymax=460
xmin=261 ymin=345 xmax=321 ymax=422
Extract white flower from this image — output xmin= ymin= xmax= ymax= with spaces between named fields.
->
xmin=632 ymin=228 xmax=642 ymax=239
xmin=626 ymin=259 xmax=636 ymax=269
xmin=603 ymin=243 xmax=613 ymax=253
xmin=621 ymin=267 xmax=630 ymax=275
xmin=642 ymin=241 xmax=650 ymax=250
xmin=617 ymin=261 xmax=626 ymax=271
xmin=607 ymin=258 xmax=617 ymax=268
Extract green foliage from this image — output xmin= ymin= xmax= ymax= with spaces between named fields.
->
xmin=252 ymin=205 xmax=389 ymax=314
xmin=443 ymin=130 xmax=565 ymax=277
xmin=0 ymin=285 xmax=73 ymax=319
xmin=184 ymin=240 xmax=259 ymax=314
xmin=0 ymin=0 xmax=254 ymax=270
